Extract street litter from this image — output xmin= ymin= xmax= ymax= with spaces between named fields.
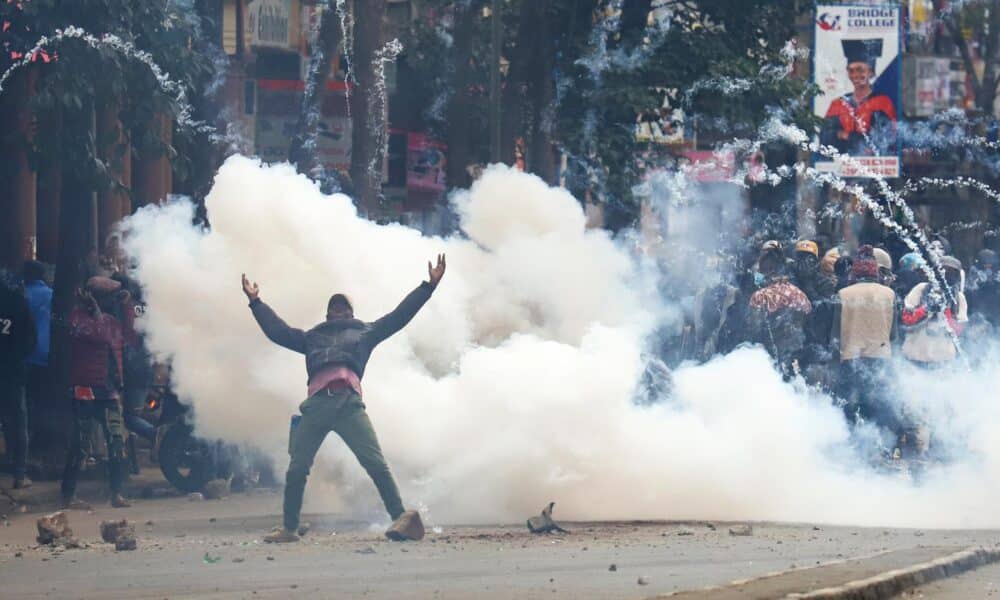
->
xmin=527 ymin=502 xmax=568 ymax=534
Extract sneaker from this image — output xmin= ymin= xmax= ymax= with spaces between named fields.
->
xmin=264 ymin=528 xmax=300 ymax=544
xmin=385 ymin=510 xmax=425 ymax=542
xmin=111 ymin=494 xmax=132 ymax=508
xmin=61 ymin=497 xmax=92 ymax=511
xmin=13 ymin=477 xmax=32 ymax=489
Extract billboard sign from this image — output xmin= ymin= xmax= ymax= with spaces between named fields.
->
xmin=813 ymin=4 xmax=902 ymax=178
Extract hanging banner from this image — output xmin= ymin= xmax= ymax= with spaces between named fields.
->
xmin=813 ymin=4 xmax=902 ymax=178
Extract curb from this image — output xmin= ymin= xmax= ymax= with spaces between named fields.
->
xmin=788 ymin=546 xmax=1000 ymax=599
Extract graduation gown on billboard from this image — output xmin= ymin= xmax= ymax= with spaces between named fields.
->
xmin=821 ymin=93 xmax=897 ymax=156
xmin=819 ymin=38 xmax=898 ymax=156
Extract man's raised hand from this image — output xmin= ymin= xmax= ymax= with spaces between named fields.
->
xmin=242 ymin=273 xmax=260 ymax=301
xmin=428 ymin=254 xmax=446 ymax=288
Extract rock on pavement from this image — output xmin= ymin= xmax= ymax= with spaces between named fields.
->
xmin=37 ymin=511 xmax=72 ymax=544
xmin=100 ymin=518 xmax=137 ymax=551
xmin=203 ymin=479 xmax=231 ymax=500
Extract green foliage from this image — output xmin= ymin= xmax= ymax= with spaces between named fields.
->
xmin=400 ymin=0 xmax=812 ymax=228
xmin=0 ymin=0 xmax=215 ymax=191
xmin=402 ymin=0 xmax=490 ymax=149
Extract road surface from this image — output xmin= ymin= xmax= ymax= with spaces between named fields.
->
xmin=2 ymin=471 xmax=998 ymax=599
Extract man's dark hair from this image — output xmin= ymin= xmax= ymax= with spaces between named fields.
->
xmin=23 ymin=260 xmax=45 ymax=283
xmin=327 ymin=293 xmax=353 ymax=313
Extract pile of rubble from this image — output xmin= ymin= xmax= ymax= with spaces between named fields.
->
xmin=34 ymin=511 xmax=138 ymax=551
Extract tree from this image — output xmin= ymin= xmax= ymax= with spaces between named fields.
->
xmin=940 ymin=0 xmax=1000 ymax=115
xmin=0 ymin=0 xmax=214 ymax=378
xmin=349 ymin=0 xmax=388 ymax=216
xmin=400 ymin=0 xmax=807 ymax=229
xmin=289 ymin=1 xmax=342 ymax=182
xmin=445 ymin=0 xmax=485 ymax=190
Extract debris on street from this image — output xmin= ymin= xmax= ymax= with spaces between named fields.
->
xmin=527 ymin=502 xmax=568 ymax=534
xmin=36 ymin=511 xmax=80 ymax=548
xmin=100 ymin=519 xmax=138 ymax=551
xmin=203 ymin=479 xmax=230 ymax=500
xmin=386 ymin=510 xmax=425 ymax=541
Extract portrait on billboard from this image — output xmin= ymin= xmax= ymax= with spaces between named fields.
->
xmin=813 ymin=5 xmax=902 ymax=178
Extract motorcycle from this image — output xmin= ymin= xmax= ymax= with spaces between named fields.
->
xmin=132 ymin=364 xmax=246 ymax=493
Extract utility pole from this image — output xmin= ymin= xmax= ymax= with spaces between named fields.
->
xmin=489 ymin=0 xmax=502 ymax=163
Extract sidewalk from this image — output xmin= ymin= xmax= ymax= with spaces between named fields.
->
xmin=894 ymin=560 xmax=1000 ymax=598
xmin=650 ymin=546 xmax=1000 ymax=600
xmin=0 ymin=466 xmax=180 ymax=516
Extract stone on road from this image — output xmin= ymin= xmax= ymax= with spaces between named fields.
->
xmin=3 ymin=484 xmax=1000 ymax=599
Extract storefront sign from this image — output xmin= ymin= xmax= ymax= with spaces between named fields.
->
xmin=255 ymin=80 xmax=351 ymax=173
xmin=247 ymin=0 xmax=295 ymax=50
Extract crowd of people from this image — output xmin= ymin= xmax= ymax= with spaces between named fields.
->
xmin=2 ymin=230 xmax=999 ymax=501
xmin=0 ymin=248 xmax=156 ymax=508
xmin=666 ymin=235 xmax=1000 ymax=464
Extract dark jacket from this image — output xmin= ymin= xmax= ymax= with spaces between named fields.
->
xmin=250 ymin=282 xmax=434 ymax=381
xmin=0 ymin=285 xmax=36 ymax=383
xmin=68 ymin=306 xmax=124 ymax=389
xmin=793 ymin=268 xmax=837 ymax=357
xmin=966 ymin=266 xmax=1000 ymax=325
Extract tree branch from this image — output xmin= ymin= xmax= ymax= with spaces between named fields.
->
xmin=941 ymin=1 xmax=984 ymax=102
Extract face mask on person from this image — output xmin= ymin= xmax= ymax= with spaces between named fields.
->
xmin=753 ymin=271 xmax=766 ymax=287
xmin=795 ymin=254 xmax=817 ymax=275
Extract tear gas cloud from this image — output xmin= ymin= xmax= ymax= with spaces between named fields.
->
xmin=124 ymin=155 xmax=1000 ymax=527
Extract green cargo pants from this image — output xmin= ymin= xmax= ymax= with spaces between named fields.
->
xmin=61 ymin=397 xmax=126 ymax=500
xmin=283 ymin=387 xmax=404 ymax=532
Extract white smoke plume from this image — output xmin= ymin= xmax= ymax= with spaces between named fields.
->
xmin=123 ymin=156 xmax=1000 ymax=528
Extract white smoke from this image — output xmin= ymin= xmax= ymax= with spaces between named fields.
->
xmin=123 ymin=155 xmax=1000 ymax=528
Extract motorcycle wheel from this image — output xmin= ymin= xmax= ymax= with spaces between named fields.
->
xmin=158 ymin=425 xmax=214 ymax=493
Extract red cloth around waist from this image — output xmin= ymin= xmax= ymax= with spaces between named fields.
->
xmin=307 ymin=364 xmax=362 ymax=397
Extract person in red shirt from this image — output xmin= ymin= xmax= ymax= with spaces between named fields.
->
xmin=60 ymin=277 xmax=131 ymax=509
xmin=821 ymin=38 xmax=897 ymax=157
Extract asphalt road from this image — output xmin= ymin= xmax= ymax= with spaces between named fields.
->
xmin=2 ymin=473 xmax=999 ymax=599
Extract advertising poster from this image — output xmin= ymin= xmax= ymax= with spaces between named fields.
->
xmin=406 ymin=132 xmax=446 ymax=196
xmin=813 ymin=4 xmax=902 ymax=178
